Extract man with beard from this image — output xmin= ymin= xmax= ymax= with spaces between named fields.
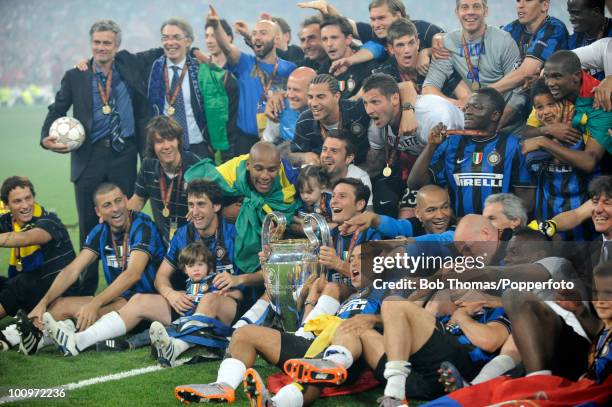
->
xmin=0 ymin=177 xmax=78 ymax=352
xmin=408 ymin=88 xmax=534 ymax=217
xmin=317 ymin=15 xmax=378 ymax=99
xmin=567 ymin=0 xmax=612 ymax=80
xmin=319 ymin=134 xmax=373 ymax=209
xmin=128 ymin=116 xmax=200 ymax=246
xmin=362 ymin=73 xmax=463 ymax=216
xmin=206 ymin=7 xmax=296 ymax=154
xmin=25 ymin=183 xmax=165 ymax=356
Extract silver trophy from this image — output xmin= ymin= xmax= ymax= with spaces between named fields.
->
xmin=261 ymin=211 xmax=331 ymax=332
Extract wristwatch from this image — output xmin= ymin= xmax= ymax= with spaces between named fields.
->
xmin=401 ymin=102 xmax=415 ymax=112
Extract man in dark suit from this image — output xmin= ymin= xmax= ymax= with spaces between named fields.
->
xmin=41 ymin=20 xmax=151 ymax=295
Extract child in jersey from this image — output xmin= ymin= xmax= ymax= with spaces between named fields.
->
xmin=296 ymin=165 xmax=332 ymax=223
xmin=585 ymin=262 xmax=612 ymax=384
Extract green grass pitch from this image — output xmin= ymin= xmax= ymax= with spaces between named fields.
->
xmin=0 ymin=106 xmax=393 ymax=406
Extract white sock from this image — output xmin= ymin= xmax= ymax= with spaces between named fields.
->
xmin=383 ymin=360 xmax=411 ymax=400
xmin=171 ymin=337 xmax=192 ymax=357
xmin=233 ymin=299 xmax=271 ymax=329
xmin=216 ymin=358 xmax=246 ymax=389
xmin=2 ymin=324 xmax=20 ymax=346
xmin=471 ymin=354 xmax=517 ymax=384
xmin=294 ymin=295 xmax=340 ymax=339
xmin=75 ymin=311 xmax=126 ymax=351
xmin=323 ymin=344 xmax=354 ymax=369
xmin=526 ymin=369 xmax=552 ymax=377
xmin=271 ymin=383 xmax=304 ymax=407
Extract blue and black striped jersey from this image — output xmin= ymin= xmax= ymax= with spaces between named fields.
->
xmin=429 ymin=133 xmax=533 ymax=217
xmin=503 ymin=16 xmax=569 ymax=62
xmin=84 ymin=211 xmax=164 ymax=298
xmin=336 ymin=287 xmax=387 ymax=320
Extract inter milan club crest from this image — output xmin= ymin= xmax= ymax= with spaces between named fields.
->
xmin=472 ymin=152 xmax=483 ymax=165
xmin=487 ymin=150 xmax=501 ymax=166
xmin=351 ymin=122 xmax=364 ymax=136
xmin=215 ymin=246 xmax=226 ymax=261
xmin=347 ymin=77 xmax=356 ymax=92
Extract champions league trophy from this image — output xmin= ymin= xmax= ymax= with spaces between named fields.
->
xmin=261 ymin=211 xmax=332 ymax=332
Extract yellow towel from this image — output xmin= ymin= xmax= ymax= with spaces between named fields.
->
xmin=9 ymin=203 xmax=43 ymax=270
xmin=304 ymin=314 xmax=343 ymax=358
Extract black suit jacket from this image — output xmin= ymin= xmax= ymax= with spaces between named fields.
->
xmin=41 ymin=51 xmax=152 ymax=182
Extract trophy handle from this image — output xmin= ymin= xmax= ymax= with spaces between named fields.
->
xmin=303 ymin=212 xmax=333 ymax=249
xmin=261 ymin=211 xmax=287 ymax=249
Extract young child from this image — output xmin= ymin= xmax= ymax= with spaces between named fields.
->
xmin=296 ymin=165 xmax=332 ymax=222
xmin=180 ymin=241 xmax=218 ymax=316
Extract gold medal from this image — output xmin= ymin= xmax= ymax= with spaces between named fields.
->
xmin=162 ymin=206 xmax=170 ymax=217
xmin=102 ymin=104 xmax=111 ymax=115
xmin=15 ymin=260 xmax=23 ymax=272
xmin=167 ymin=106 xmax=175 ymax=116
xmin=471 ymin=81 xmax=480 ymax=91
xmin=383 ymin=165 xmax=392 ymax=177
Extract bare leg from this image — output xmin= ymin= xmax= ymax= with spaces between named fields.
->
xmin=228 ymin=324 xmax=282 ymax=367
xmin=195 ymin=292 xmax=241 ymax=326
xmin=118 ymin=294 xmax=172 ymax=330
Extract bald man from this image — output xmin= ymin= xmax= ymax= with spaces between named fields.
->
xmin=263 ymin=67 xmax=317 ymax=146
xmin=207 ymin=9 xmax=296 ymax=154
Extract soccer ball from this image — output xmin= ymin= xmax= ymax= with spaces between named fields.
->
xmin=49 ymin=117 xmax=85 ymax=151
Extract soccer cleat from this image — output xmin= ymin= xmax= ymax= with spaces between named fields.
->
xmin=243 ymin=368 xmax=274 ymax=407
xmin=0 ymin=330 xmax=10 ymax=351
xmin=377 ymin=396 xmax=409 ymax=407
xmin=96 ymin=338 xmax=131 ymax=352
xmin=149 ymin=321 xmax=177 ymax=367
xmin=16 ymin=309 xmax=43 ymax=355
xmin=43 ymin=312 xmax=79 ymax=356
xmin=283 ymin=358 xmax=347 ymax=385
xmin=438 ymin=361 xmax=469 ymax=393
xmin=174 ymin=383 xmax=235 ymax=404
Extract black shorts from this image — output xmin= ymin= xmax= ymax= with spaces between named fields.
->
xmin=277 ymin=332 xmax=369 ymax=386
xmin=550 ymin=317 xmax=590 ymax=381
xmin=0 ymin=269 xmax=78 ymax=316
xmin=374 ymin=321 xmax=485 ymax=400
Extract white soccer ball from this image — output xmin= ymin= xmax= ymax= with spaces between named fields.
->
xmin=49 ymin=117 xmax=86 ymax=151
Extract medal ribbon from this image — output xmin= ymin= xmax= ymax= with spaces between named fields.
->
xmin=319 ymin=112 xmax=343 ymax=141
xmin=110 ymin=212 xmax=132 ymax=273
xmin=384 ymin=126 xmax=401 ymax=170
xmin=159 ymin=163 xmax=183 ymax=216
xmin=256 ymin=59 xmax=279 ymax=105
xmin=163 ymin=61 xmax=189 ymax=110
xmin=336 ymin=230 xmax=360 ymax=264
xmin=461 ymin=27 xmax=486 ymax=88
xmin=94 ymin=64 xmax=113 ymax=108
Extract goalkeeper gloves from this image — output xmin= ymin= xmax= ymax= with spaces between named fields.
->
xmin=528 ymin=219 xmax=557 ymax=238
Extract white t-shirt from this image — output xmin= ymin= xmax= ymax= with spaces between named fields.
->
xmin=572 ymin=38 xmax=612 ymax=77
xmin=346 ymin=164 xmax=374 ymax=207
xmin=368 ymin=94 xmax=464 ymax=156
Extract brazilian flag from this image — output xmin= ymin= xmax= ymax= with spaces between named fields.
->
xmin=185 ymin=155 xmax=300 ymax=273
xmin=575 ymin=72 xmax=612 ymax=154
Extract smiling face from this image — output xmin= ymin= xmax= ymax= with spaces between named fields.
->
xmin=251 ymin=21 xmax=277 ymax=59
xmin=286 ymin=75 xmax=310 ymax=111
xmin=363 ymin=88 xmax=400 ymax=128
xmin=567 ymin=0 xmax=600 ymax=33
xmin=320 ymin=24 xmax=352 ymax=61
xmin=308 ymin=83 xmax=341 ymax=122
xmin=389 ymin=34 xmax=420 ymax=71
xmin=320 ymin=137 xmax=353 ymax=178
xmin=161 ymin=24 xmax=192 ymax=64
xmin=415 ymin=189 xmax=452 ymax=234
xmin=247 ymin=154 xmax=280 ymax=195
xmin=369 ymin=4 xmax=401 ymax=39
xmin=543 ymin=61 xmax=581 ymax=102
xmin=533 ymin=93 xmax=561 ymax=125
xmin=592 ymin=193 xmax=612 ymax=238
xmin=91 ymin=30 xmax=119 ymax=66
xmin=299 ymin=23 xmax=326 ymax=62
xmin=456 ymin=0 xmax=488 ymax=35
xmin=516 ymin=0 xmax=548 ymax=26
xmin=95 ymin=187 xmax=129 ymax=233
xmin=152 ymin=133 xmax=181 ymax=168
xmin=330 ymin=182 xmax=365 ymax=224
xmin=6 ymin=186 xmax=35 ymax=227
xmin=188 ymin=193 xmax=220 ymax=235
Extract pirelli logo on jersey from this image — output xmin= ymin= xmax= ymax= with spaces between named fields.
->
xmin=453 ymin=173 xmax=504 ymax=187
